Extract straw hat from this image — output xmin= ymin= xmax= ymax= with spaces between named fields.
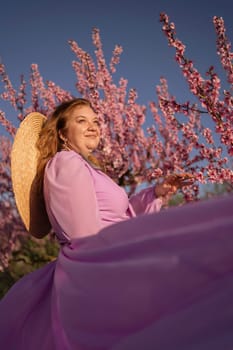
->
xmin=11 ymin=112 xmax=52 ymax=237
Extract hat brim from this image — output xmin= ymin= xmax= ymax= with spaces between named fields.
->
xmin=11 ymin=112 xmax=52 ymax=237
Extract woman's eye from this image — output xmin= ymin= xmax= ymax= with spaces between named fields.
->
xmin=94 ymin=120 xmax=100 ymax=126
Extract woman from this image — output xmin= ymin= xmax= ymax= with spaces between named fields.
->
xmin=1 ymin=98 xmax=233 ymax=350
xmin=37 ymin=98 xmax=189 ymax=241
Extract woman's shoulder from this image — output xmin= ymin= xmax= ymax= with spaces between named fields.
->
xmin=45 ymin=151 xmax=89 ymax=177
xmin=48 ymin=150 xmax=84 ymax=167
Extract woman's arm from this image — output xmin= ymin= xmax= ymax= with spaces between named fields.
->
xmin=129 ymin=186 xmax=163 ymax=216
xmin=129 ymin=173 xmax=194 ymax=216
xmin=44 ymin=151 xmax=102 ymax=240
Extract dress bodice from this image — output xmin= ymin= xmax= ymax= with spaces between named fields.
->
xmin=90 ymin=167 xmax=131 ymax=227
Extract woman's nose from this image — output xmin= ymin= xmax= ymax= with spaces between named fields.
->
xmin=87 ymin=121 xmax=97 ymax=130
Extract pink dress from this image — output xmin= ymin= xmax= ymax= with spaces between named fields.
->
xmin=0 ymin=150 xmax=233 ymax=350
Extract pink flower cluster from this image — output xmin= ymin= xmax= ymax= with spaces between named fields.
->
xmin=214 ymin=16 xmax=233 ymax=85
xmin=0 ymin=137 xmax=26 ymax=270
xmin=160 ymin=13 xmax=233 ymax=157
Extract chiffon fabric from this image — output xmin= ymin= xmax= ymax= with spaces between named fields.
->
xmin=0 ymin=150 xmax=233 ymax=350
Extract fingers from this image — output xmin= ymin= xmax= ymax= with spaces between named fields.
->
xmin=165 ymin=173 xmax=195 ymax=188
xmin=155 ymin=183 xmax=177 ymax=197
xmin=155 ymin=172 xmax=195 ymax=198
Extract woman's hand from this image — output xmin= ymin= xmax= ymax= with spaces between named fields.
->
xmin=155 ymin=173 xmax=194 ymax=204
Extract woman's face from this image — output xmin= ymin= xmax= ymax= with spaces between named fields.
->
xmin=62 ymin=105 xmax=100 ymax=157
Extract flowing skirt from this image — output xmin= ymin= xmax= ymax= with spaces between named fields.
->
xmin=0 ymin=194 xmax=233 ymax=350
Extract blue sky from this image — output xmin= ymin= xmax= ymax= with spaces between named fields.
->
xmin=0 ymin=0 xmax=232 ymax=135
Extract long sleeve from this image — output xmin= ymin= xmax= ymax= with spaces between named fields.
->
xmin=129 ymin=186 xmax=162 ymax=216
xmin=44 ymin=151 xmax=102 ymax=241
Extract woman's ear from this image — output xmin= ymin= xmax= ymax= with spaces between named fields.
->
xmin=58 ymin=130 xmax=66 ymax=142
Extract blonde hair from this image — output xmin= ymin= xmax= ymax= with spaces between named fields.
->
xmin=36 ymin=98 xmax=100 ymax=191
